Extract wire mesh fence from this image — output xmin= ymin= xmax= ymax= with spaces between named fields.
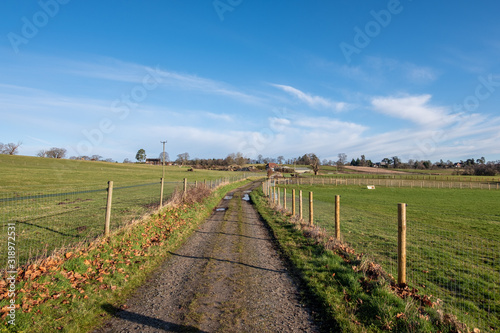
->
xmin=280 ymin=175 xmax=500 ymax=190
xmin=1 ymin=175 xmax=252 ymax=270
xmin=263 ymin=180 xmax=500 ymax=332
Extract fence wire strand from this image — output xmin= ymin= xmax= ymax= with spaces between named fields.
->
xmin=267 ymin=178 xmax=499 ymax=332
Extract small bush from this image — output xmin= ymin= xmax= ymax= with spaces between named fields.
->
xmin=168 ymin=184 xmax=212 ymax=206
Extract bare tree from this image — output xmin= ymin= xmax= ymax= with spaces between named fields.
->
xmin=46 ymin=147 xmax=67 ymax=159
xmin=225 ymin=153 xmax=236 ymax=165
xmin=309 ymin=153 xmax=320 ymax=175
xmin=37 ymin=150 xmax=47 ymax=157
xmin=1 ymin=142 xmax=22 ymax=155
xmin=235 ymin=152 xmax=246 ymax=166
xmin=337 ymin=153 xmax=347 ymax=172
xmin=159 ymin=152 xmax=170 ymax=163
xmin=176 ymin=152 xmax=190 ymax=166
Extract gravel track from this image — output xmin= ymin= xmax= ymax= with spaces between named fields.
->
xmin=94 ymin=181 xmax=319 ymax=332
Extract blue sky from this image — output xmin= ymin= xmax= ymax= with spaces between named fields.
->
xmin=1 ymin=1 xmax=499 ymax=163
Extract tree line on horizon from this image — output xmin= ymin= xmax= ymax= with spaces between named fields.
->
xmin=3 ymin=142 xmax=499 ymax=176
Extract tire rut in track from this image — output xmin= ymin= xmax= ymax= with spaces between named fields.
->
xmin=94 ymin=181 xmax=319 ymax=333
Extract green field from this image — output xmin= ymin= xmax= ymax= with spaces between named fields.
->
xmin=0 ymin=155 xmax=260 ymax=267
xmin=275 ymin=183 xmax=500 ymax=332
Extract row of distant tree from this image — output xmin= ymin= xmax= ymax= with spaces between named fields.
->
xmin=37 ymin=147 xmax=117 ymax=162
xmin=3 ymin=142 xmax=499 ymax=176
xmin=347 ymin=155 xmax=500 ymax=176
xmin=133 ymin=149 xmax=250 ymax=167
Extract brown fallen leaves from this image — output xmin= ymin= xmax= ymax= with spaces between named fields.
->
xmin=0 ymin=203 xmax=193 ymax=320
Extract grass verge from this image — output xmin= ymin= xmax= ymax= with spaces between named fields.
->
xmin=251 ymin=187 xmax=472 ymax=333
xmin=0 ymin=179 xmax=253 ymax=332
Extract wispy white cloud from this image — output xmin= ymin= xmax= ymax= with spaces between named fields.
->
xmin=202 ymin=112 xmax=234 ymax=122
xmin=294 ymin=116 xmax=367 ymax=132
xmin=270 ymin=84 xmax=349 ymax=112
xmin=311 ymin=56 xmax=439 ymax=86
xmin=61 ymin=57 xmax=263 ymax=105
xmin=371 ymin=94 xmax=450 ymax=126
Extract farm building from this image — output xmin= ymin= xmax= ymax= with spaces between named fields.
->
xmin=145 ymin=158 xmax=161 ymax=165
xmin=266 ymin=163 xmax=278 ymax=171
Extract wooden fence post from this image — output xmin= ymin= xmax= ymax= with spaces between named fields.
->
xmin=292 ymin=189 xmax=296 ymax=216
xmin=335 ymin=195 xmax=340 ymax=239
xmin=398 ymin=203 xmax=407 ymax=286
xmin=277 ymin=187 xmax=281 ymax=207
xmin=299 ymin=190 xmax=303 ymax=221
xmin=104 ymin=181 xmax=113 ymax=237
xmin=159 ymin=178 xmax=164 ymax=208
xmin=309 ymin=192 xmax=313 ymax=226
xmin=183 ymin=178 xmax=188 ymax=197
xmin=283 ymin=188 xmax=287 ymax=211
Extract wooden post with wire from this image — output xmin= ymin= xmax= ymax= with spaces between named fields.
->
xmin=299 ymin=190 xmax=303 ymax=221
xmin=398 ymin=203 xmax=407 ymax=286
xmin=292 ymin=189 xmax=296 ymax=216
xmin=283 ymin=188 xmax=287 ymax=211
xmin=104 ymin=181 xmax=113 ymax=237
xmin=335 ymin=195 xmax=340 ymax=239
xmin=159 ymin=178 xmax=164 ymax=208
xmin=309 ymin=192 xmax=313 ymax=226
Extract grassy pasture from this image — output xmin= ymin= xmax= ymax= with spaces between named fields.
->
xmin=278 ymin=183 xmax=500 ymax=331
xmin=281 ymin=164 xmax=500 ymax=184
xmin=0 ymin=155 xmax=258 ymax=267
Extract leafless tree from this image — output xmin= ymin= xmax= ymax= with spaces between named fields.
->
xmin=235 ymin=152 xmax=247 ymax=166
xmin=336 ymin=153 xmax=347 ymax=172
xmin=37 ymin=150 xmax=47 ymax=157
xmin=176 ymin=152 xmax=190 ymax=166
xmin=1 ymin=142 xmax=22 ymax=155
xmin=309 ymin=153 xmax=320 ymax=175
xmin=159 ymin=152 xmax=170 ymax=163
xmin=46 ymin=147 xmax=67 ymax=159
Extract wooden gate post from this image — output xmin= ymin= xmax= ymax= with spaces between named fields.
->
xmin=335 ymin=195 xmax=340 ymax=239
xmin=398 ymin=203 xmax=407 ymax=286
xmin=104 ymin=181 xmax=113 ymax=237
